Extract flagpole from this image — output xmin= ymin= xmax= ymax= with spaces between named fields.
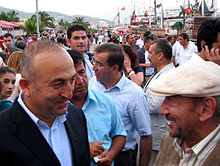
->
xmin=161 ymin=0 xmax=164 ymax=29
xmin=118 ymin=8 xmax=120 ymax=26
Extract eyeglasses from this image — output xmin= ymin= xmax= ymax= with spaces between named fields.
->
xmin=4 ymin=39 xmax=11 ymax=42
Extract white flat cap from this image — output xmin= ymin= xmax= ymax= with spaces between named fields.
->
xmin=149 ymin=59 xmax=220 ymax=97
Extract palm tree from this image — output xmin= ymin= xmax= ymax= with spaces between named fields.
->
xmin=72 ymin=17 xmax=90 ymax=30
xmin=58 ymin=19 xmax=71 ymax=30
xmin=39 ymin=11 xmax=55 ymax=27
xmin=179 ymin=5 xmax=186 ymax=28
xmin=7 ymin=10 xmax=19 ymax=22
xmin=0 ymin=10 xmax=19 ymax=22
xmin=58 ymin=19 xmax=65 ymax=28
xmin=21 ymin=18 xmax=44 ymax=36
xmin=31 ymin=11 xmax=55 ymax=28
xmin=0 ymin=12 xmax=9 ymax=21
xmin=172 ymin=21 xmax=183 ymax=35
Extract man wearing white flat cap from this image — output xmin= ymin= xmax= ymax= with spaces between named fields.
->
xmin=149 ymin=59 xmax=220 ymax=166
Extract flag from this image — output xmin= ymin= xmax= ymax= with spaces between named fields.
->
xmin=135 ymin=22 xmax=139 ymax=26
xmin=131 ymin=10 xmax=137 ymax=20
xmin=143 ymin=23 xmax=148 ymax=27
xmin=184 ymin=7 xmax=192 ymax=13
xmin=121 ymin=7 xmax=125 ymax=10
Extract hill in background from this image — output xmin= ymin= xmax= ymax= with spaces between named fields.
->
xmin=0 ymin=6 xmax=111 ymax=26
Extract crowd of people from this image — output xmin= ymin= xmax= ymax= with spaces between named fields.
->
xmin=0 ymin=18 xmax=219 ymax=166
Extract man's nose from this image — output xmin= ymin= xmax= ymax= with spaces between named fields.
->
xmin=61 ymin=82 xmax=73 ymax=100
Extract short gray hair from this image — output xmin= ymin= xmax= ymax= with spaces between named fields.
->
xmin=21 ymin=40 xmax=64 ymax=81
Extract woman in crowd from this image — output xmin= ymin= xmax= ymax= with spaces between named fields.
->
xmin=0 ymin=51 xmax=8 ymax=66
xmin=7 ymin=51 xmax=22 ymax=101
xmin=0 ymin=66 xmax=16 ymax=111
xmin=122 ymin=44 xmax=144 ymax=86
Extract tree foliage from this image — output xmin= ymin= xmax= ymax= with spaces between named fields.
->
xmin=0 ymin=10 xmax=19 ymax=22
xmin=31 ymin=11 xmax=55 ymax=28
xmin=172 ymin=21 xmax=183 ymax=35
xmin=72 ymin=17 xmax=90 ymax=31
xmin=58 ymin=19 xmax=71 ymax=30
xmin=21 ymin=18 xmax=44 ymax=36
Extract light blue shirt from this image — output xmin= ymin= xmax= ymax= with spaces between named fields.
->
xmin=84 ymin=53 xmax=95 ymax=81
xmin=81 ymin=88 xmax=126 ymax=166
xmin=18 ymin=94 xmax=73 ymax=166
xmin=89 ymin=74 xmax=151 ymax=151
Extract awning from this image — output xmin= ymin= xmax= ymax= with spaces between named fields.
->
xmin=113 ymin=26 xmax=129 ymax=32
xmin=0 ymin=20 xmax=19 ymax=29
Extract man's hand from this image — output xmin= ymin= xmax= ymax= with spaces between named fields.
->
xmin=204 ymin=45 xmax=220 ymax=65
xmin=98 ymin=151 xmax=113 ymax=166
xmin=89 ymin=141 xmax=105 ymax=158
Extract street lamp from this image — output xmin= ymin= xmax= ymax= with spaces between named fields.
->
xmin=36 ymin=0 xmax=40 ymax=38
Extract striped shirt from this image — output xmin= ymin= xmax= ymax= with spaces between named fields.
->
xmin=174 ymin=124 xmax=220 ymax=166
xmin=89 ymin=74 xmax=151 ymax=151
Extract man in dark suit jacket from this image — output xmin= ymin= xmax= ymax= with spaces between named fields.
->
xmin=0 ymin=40 xmax=90 ymax=166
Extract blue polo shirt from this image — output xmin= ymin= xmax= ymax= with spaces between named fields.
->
xmin=82 ymin=88 xmax=126 ymax=150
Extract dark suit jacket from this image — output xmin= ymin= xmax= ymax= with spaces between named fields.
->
xmin=0 ymin=100 xmax=90 ymax=166
xmin=137 ymin=47 xmax=146 ymax=75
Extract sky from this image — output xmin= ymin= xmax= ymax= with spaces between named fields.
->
xmin=0 ymin=0 xmax=219 ymax=21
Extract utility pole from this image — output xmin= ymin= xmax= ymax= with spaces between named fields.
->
xmin=36 ymin=0 xmax=40 ymax=38
xmin=118 ymin=11 xmax=120 ymax=26
xmin=154 ymin=0 xmax=157 ymax=25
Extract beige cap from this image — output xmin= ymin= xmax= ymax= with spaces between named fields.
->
xmin=149 ymin=59 xmax=220 ymax=97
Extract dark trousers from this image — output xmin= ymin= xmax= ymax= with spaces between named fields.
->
xmin=114 ymin=146 xmax=137 ymax=166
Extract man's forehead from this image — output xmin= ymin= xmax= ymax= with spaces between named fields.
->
xmin=4 ymin=36 xmax=12 ymax=40
xmin=94 ymin=52 xmax=109 ymax=60
xmin=71 ymin=30 xmax=87 ymax=36
xmin=150 ymin=43 xmax=156 ymax=50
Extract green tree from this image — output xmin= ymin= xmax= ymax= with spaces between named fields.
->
xmin=7 ymin=10 xmax=19 ymax=22
xmin=179 ymin=5 xmax=186 ymax=28
xmin=0 ymin=12 xmax=9 ymax=21
xmin=58 ymin=19 xmax=65 ymax=28
xmin=58 ymin=19 xmax=71 ymax=30
xmin=21 ymin=18 xmax=44 ymax=36
xmin=0 ymin=10 xmax=19 ymax=22
xmin=31 ymin=11 xmax=55 ymax=28
xmin=72 ymin=17 xmax=90 ymax=31
xmin=172 ymin=21 xmax=183 ymax=35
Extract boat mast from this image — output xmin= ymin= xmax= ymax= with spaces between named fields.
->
xmin=202 ymin=0 xmax=205 ymax=16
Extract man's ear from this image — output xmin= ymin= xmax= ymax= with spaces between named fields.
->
xmin=112 ymin=65 xmax=119 ymax=72
xmin=66 ymin=38 xmax=71 ymax=47
xmin=201 ymin=40 xmax=206 ymax=50
xmin=158 ymin=52 xmax=164 ymax=60
xmin=19 ymin=78 xmax=32 ymax=97
xmin=199 ymin=97 xmax=216 ymax=122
